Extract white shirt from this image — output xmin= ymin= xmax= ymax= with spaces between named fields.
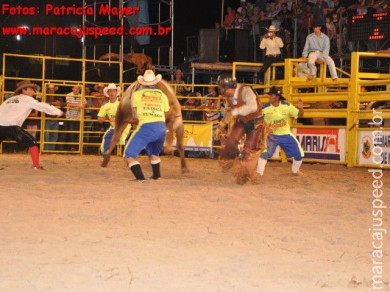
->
xmin=260 ymin=36 xmax=284 ymax=55
xmin=65 ymin=92 xmax=85 ymax=119
xmin=0 ymin=94 xmax=61 ymax=127
xmin=230 ymin=84 xmax=258 ymax=117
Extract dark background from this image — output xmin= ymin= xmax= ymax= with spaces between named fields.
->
xmin=0 ymin=0 xmax=224 ymax=66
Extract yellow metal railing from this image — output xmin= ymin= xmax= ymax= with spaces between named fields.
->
xmin=232 ymin=54 xmax=389 ymax=168
xmin=1 ymin=53 xmax=389 ymax=168
xmin=1 ymin=54 xmax=122 ymax=155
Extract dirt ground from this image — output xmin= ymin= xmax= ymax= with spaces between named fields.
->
xmin=0 ymin=154 xmax=389 ymax=292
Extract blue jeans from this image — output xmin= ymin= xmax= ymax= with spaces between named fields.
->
xmin=261 ymin=134 xmax=304 ymax=161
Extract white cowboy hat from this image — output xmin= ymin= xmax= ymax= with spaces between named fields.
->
xmin=103 ymin=83 xmax=121 ymax=97
xmin=14 ymin=80 xmax=39 ymax=95
xmin=266 ymin=25 xmax=279 ymax=32
xmin=137 ymin=70 xmax=162 ymax=86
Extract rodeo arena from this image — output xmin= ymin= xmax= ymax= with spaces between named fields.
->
xmin=0 ymin=0 xmax=389 ymax=291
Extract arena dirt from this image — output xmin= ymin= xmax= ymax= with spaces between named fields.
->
xmin=0 ymin=154 xmax=388 ymax=292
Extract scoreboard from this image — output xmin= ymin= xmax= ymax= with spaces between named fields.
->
xmin=349 ymin=12 xmax=390 ymax=41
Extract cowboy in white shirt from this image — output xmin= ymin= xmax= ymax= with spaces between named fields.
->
xmin=0 ymin=80 xmax=63 ymax=169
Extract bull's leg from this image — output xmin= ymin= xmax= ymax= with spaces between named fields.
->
xmin=101 ymin=123 xmax=129 ymax=167
xmin=163 ymin=119 xmax=175 ymax=155
xmin=219 ymin=122 xmax=245 ymax=161
xmin=175 ymin=123 xmax=188 ymax=173
xmin=237 ymin=120 xmax=268 ymax=184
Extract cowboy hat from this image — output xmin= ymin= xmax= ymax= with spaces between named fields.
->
xmin=137 ymin=70 xmax=162 ymax=86
xmin=266 ymin=25 xmax=279 ymax=32
xmin=94 ymin=83 xmax=105 ymax=91
xmin=14 ymin=80 xmax=39 ymax=95
xmin=266 ymin=86 xmax=286 ymax=100
xmin=103 ymin=83 xmax=121 ymax=97
xmin=46 ymin=84 xmax=59 ymax=92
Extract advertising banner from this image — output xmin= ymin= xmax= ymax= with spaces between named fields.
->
xmin=358 ymin=130 xmax=390 ymax=165
xmin=292 ymin=128 xmax=346 ymax=162
xmin=174 ymin=123 xmax=213 ymax=152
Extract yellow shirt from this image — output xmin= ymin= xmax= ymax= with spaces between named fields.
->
xmin=97 ymin=100 xmax=120 ymax=128
xmin=132 ymin=88 xmax=170 ymax=125
xmin=263 ymin=101 xmax=299 ymax=136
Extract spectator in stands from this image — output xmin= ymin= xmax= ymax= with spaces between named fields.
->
xmin=234 ymin=8 xmax=250 ymax=29
xmin=216 ymin=94 xmax=227 ymax=120
xmin=278 ymin=3 xmax=293 ymax=57
xmin=300 ymin=4 xmax=315 ymax=49
xmin=325 ymin=15 xmax=337 ymax=54
xmin=90 ymin=83 xmax=108 ymax=134
xmin=267 ymin=2 xmax=281 ymax=29
xmin=206 ymin=86 xmax=218 ymax=97
xmin=301 ymin=21 xmax=338 ymax=81
xmin=91 ymin=84 xmax=106 ymax=110
xmin=25 ymin=109 xmax=39 ymax=139
xmin=293 ymin=0 xmax=306 ymax=22
xmin=249 ymin=6 xmax=262 ymax=60
xmin=258 ymin=25 xmax=284 ymax=84
xmin=349 ymin=0 xmax=370 ymax=15
xmin=237 ymin=0 xmax=247 ymax=15
xmin=181 ymin=92 xmax=201 ymax=121
xmin=246 ymin=0 xmax=255 ymax=14
xmin=92 ymin=83 xmax=104 ymax=96
xmin=313 ymin=0 xmax=331 ymax=25
xmin=63 ymin=85 xmax=86 ymax=151
xmin=23 ymin=82 xmax=41 ymax=140
xmin=256 ymin=0 xmax=268 ymax=12
xmin=197 ymin=95 xmax=219 ymax=125
xmin=202 ymin=86 xmax=218 ymax=105
xmin=333 ymin=11 xmax=346 ymax=53
xmin=278 ymin=3 xmax=293 ymax=31
xmin=44 ymin=84 xmax=63 ymax=150
xmin=198 ymin=91 xmax=221 ymax=157
xmin=224 ymin=6 xmax=236 ymax=28
xmin=325 ymin=0 xmax=335 ymax=8
xmin=332 ymin=0 xmax=345 ymax=13
xmin=170 ymin=69 xmax=191 ymax=99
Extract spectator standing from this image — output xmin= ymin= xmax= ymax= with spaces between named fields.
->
xmin=267 ymin=2 xmax=281 ymax=29
xmin=313 ymin=0 xmax=330 ymax=25
xmin=63 ymin=85 xmax=86 ymax=151
xmin=181 ymin=92 xmax=201 ymax=121
xmin=258 ymin=25 xmax=284 ymax=83
xmin=170 ymin=69 xmax=191 ymax=100
xmin=325 ymin=15 xmax=337 ymax=54
xmin=224 ymin=6 xmax=236 ymax=28
xmin=249 ymin=6 xmax=262 ymax=61
xmin=44 ymin=84 xmax=63 ymax=150
xmin=300 ymin=4 xmax=315 ymax=49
